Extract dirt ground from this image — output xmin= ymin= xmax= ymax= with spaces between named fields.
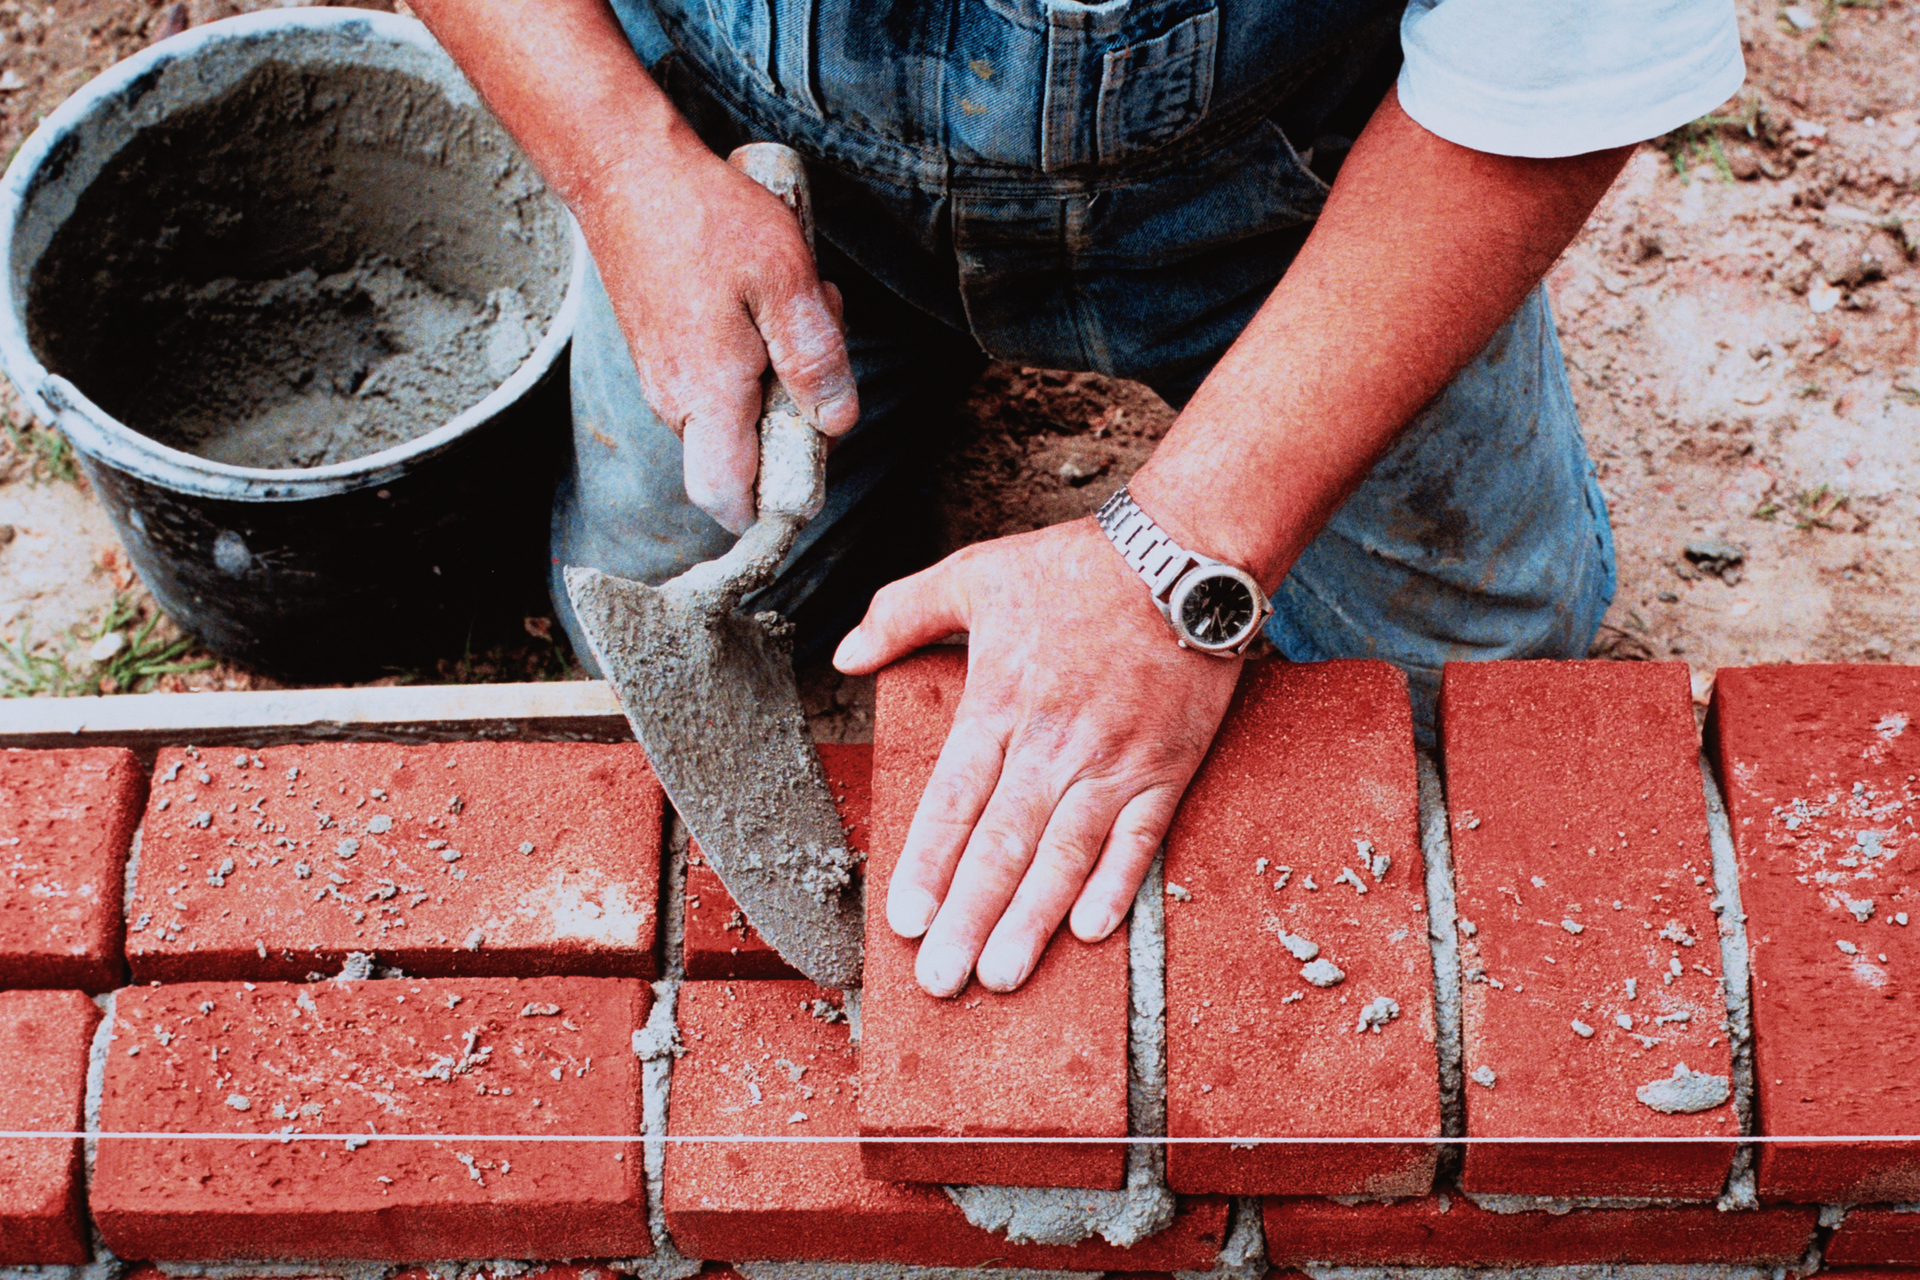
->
xmin=0 ymin=0 xmax=1915 ymax=715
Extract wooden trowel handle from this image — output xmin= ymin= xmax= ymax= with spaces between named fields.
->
xmin=729 ymin=142 xmax=828 ymax=526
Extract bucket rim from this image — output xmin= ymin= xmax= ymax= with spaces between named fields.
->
xmin=0 ymin=7 xmax=587 ymax=501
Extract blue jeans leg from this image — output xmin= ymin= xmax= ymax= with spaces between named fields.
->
xmin=549 ymin=245 xmax=986 ymax=674
xmin=1265 ymin=284 xmax=1618 ymax=748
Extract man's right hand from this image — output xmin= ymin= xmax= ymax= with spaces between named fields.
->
xmin=581 ymin=147 xmax=858 ymax=533
xmin=408 ymin=0 xmax=857 ymax=535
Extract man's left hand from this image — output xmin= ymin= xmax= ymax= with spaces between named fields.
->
xmin=832 ymin=517 xmax=1243 ymax=997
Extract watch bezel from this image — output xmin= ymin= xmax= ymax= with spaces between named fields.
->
xmin=1167 ymin=562 xmax=1268 ymax=655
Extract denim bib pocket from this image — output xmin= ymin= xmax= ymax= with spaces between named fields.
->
xmin=1094 ymin=7 xmax=1217 ymax=164
xmin=700 ymin=0 xmax=823 ymax=112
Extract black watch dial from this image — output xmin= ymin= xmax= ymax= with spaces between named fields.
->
xmin=1178 ymin=571 xmax=1258 ymax=648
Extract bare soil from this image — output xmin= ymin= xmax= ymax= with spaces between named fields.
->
xmin=1 ymin=0 xmax=1916 ymax=713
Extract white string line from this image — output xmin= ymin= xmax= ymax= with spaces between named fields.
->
xmin=6 ymin=1132 xmax=1918 ymax=1144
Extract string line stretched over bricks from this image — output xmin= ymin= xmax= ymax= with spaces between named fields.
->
xmin=6 ymin=1132 xmax=1919 ymax=1144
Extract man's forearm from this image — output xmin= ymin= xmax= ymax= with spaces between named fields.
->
xmin=1129 ymin=89 xmax=1631 ymax=590
xmin=408 ymin=0 xmax=701 ymax=208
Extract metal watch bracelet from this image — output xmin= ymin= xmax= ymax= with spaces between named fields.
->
xmin=1094 ymin=486 xmax=1271 ymax=656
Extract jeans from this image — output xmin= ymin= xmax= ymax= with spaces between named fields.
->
xmin=550 ymin=0 xmax=1617 ymax=746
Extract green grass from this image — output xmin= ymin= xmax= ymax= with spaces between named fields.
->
xmin=0 ymin=594 xmax=215 ymax=698
xmin=1753 ymin=482 xmax=1853 ymax=531
xmin=86 ymin=594 xmax=216 ymax=694
xmin=1658 ymin=96 xmax=1782 ymax=183
xmin=3 ymin=418 xmax=79 ymax=485
xmin=1893 ymin=384 xmax=1920 ymax=406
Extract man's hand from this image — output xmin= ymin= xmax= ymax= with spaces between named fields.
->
xmin=409 ymin=0 xmax=858 ymax=535
xmin=581 ymin=147 xmax=857 ymax=533
xmin=833 ymin=519 xmax=1241 ymax=996
xmin=828 ymin=91 xmax=1630 ymax=998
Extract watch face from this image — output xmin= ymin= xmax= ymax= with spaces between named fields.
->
xmin=1176 ymin=568 xmax=1260 ymax=651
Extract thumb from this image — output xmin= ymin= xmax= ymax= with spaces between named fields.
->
xmin=754 ymin=276 xmax=859 ymax=438
xmin=833 ymin=559 xmax=970 ymax=674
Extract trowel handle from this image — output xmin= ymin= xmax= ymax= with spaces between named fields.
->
xmin=729 ymin=142 xmax=828 ymax=525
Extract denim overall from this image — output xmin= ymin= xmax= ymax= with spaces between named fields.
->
xmin=551 ymin=0 xmax=1617 ymax=745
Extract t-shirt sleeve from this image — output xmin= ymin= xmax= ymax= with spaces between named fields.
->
xmin=1396 ymin=0 xmax=1747 ymax=158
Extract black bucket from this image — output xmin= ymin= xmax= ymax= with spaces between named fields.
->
xmin=0 ymin=10 xmax=586 ymax=682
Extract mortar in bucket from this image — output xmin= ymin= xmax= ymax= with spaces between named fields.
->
xmin=0 ymin=8 xmax=587 ymax=682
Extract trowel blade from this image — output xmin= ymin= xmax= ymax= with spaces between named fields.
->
xmin=564 ymin=566 xmax=863 ymax=989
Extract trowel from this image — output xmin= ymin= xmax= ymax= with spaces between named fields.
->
xmin=565 ymin=143 xmax=863 ymax=989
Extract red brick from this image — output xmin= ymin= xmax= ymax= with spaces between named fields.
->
xmin=665 ymin=979 xmax=1227 ymax=1269
xmin=859 ymin=649 xmax=1130 ymax=1189
xmin=1441 ymin=661 xmax=1737 ymax=1198
xmin=126 ymin=743 xmax=663 ymax=983
xmin=0 ymin=989 xmax=100 ymax=1264
xmin=1164 ymin=659 xmax=1439 ymax=1196
xmin=1828 ymin=1208 xmax=1920 ymax=1266
xmin=1262 ymin=1195 xmax=1817 ymax=1267
xmin=683 ymin=743 xmax=872 ymax=981
xmin=1825 ymin=1272 xmax=1920 ymax=1280
xmin=1 ymin=747 xmax=143 ymax=991
xmin=1710 ymin=665 xmax=1920 ymax=1203
xmin=92 ymin=976 xmax=650 ymax=1260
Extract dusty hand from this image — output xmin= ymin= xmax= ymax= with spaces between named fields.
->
xmin=833 ymin=518 xmax=1243 ymax=996
xmin=580 ymin=147 xmax=856 ymax=533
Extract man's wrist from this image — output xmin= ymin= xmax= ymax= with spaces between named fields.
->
xmin=1123 ymin=466 xmax=1294 ymax=595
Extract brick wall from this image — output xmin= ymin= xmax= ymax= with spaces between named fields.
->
xmin=1 ymin=659 xmax=1918 ymax=1274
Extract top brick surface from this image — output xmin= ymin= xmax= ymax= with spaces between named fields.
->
xmin=1711 ymin=664 xmax=1920 ymax=1202
xmin=1442 ymin=661 xmax=1737 ymax=1199
xmin=859 ymin=649 xmax=1130 ymax=1190
xmin=126 ymin=743 xmax=664 ymax=983
xmin=92 ymin=975 xmax=650 ymax=1261
xmin=1164 ymin=659 xmax=1440 ymax=1197
xmin=0 ymin=988 xmax=101 ymax=1265
xmin=1 ymin=747 xmax=143 ymax=991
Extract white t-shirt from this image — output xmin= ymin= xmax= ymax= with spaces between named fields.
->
xmin=1397 ymin=0 xmax=1747 ymax=158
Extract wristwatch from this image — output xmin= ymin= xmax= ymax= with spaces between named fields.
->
xmin=1095 ymin=486 xmax=1273 ymax=657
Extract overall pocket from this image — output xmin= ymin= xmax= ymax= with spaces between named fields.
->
xmin=700 ymin=0 xmax=822 ymax=111
xmin=1093 ymin=7 xmax=1218 ymax=164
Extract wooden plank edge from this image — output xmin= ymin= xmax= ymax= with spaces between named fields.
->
xmin=0 ymin=681 xmax=633 ymax=754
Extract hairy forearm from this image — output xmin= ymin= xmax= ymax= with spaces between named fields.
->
xmin=1129 ymin=89 xmax=1630 ymax=590
xmin=408 ymin=0 xmax=704 ymax=206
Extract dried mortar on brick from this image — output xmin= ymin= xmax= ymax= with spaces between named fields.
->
xmin=1699 ymin=754 xmax=1760 ymax=1211
xmin=1416 ymin=755 xmax=1466 ymax=1150
xmin=1172 ymin=1197 xmax=1269 ymax=1280
xmin=609 ymin=813 xmax=702 ymax=1280
xmin=945 ymin=855 xmax=1175 ymax=1247
xmin=27 ymin=60 xmax=567 ymax=470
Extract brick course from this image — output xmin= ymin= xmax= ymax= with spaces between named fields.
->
xmin=0 ymin=988 xmax=100 ymax=1264
xmin=859 ymin=649 xmax=1130 ymax=1189
xmin=1 ymin=746 xmax=144 ymax=991
xmin=1262 ymin=1195 xmax=1818 ymax=1267
xmin=126 ymin=742 xmax=663 ymax=983
xmin=1442 ymin=660 xmax=1737 ymax=1198
xmin=92 ymin=976 xmax=650 ymax=1261
xmin=1163 ymin=659 xmax=1440 ymax=1196
xmin=683 ymin=742 xmax=871 ymax=981
xmin=1711 ymin=665 xmax=1920 ymax=1203
xmin=1827 ymin=1207 xmax=1920 ymax=1266
xmin=664 ymin=978 xmax=1227 ymax=1269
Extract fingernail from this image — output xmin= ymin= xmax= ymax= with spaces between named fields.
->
xmin=832 ymin=628 xmax=871 ymax=672
xmin=917 ymin=942 xmax=973 ymax=997
xmin=888 ymin=886 xmax=939 ymax=938
xmin=814 ymin=389 xmax=856 ymax=433
xmin=976 ymin=943 xmax=1032 ymax=993
xmin=1088 ymin=905 xmax=1123 ymax=942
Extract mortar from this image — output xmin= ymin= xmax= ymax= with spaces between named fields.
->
xmin=0 ymin=9 xmax=586 ymax=680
